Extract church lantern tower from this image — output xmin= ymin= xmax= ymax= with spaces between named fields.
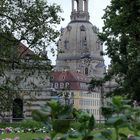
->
xmin=55 ymin=0 xmax=105 ymax=79
xmin=71 ymin=0 xmax=89 ymax=21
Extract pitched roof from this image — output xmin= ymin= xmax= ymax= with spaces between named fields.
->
xmin=52 ymin=71 xmax=90 ymax=83
xmin=18 ymin=43 xmax=34 ymax=57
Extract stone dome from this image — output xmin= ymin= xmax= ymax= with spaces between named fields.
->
xmin=55 ymin=0 xmax=105 ymax=78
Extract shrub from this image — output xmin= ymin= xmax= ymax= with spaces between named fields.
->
xmin=0 ymin=122 xmax=20 ymax=128
xmin=19 ymin=120 xmax=43 ymax=129
xmin=53 ymin=119 xmax=74 ymax=133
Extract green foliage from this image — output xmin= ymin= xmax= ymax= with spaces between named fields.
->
xmin=0 ymin=0 xmax=63 ymax=121
xmin=99 ymin=0 xmax=140 ymax=100
xmin=1 ymin=97 xmax=140 ymax=140
xmin=19 ymin=120 xmax=43 ymax=129
xmin=94 ymin=128 xmax=112 ymax=140
xmin=0 ymin=120 xmax=43 ymax=129
xmin=89 ymin=77 xmax=104 ymax=90
xmin=32 ymin=110 xmax=49 ymax=123
xmin=53 ymin=119 xmax=74 ymax=133
xmin=71 ymin=110 xmax=95 ymax=140
xmin=0 ymin=133 xmax=47 ymax=140
xmin=0 ymin=0 xmax=62 ymax=51
xmin=98 ymin=96 xmax=140 ymax=140
xmin=32 ymin=100 xmax=74 ymax=139
xmin=0 ymin=122 xmax=20 ymax=128
xmin=0 ymin=83 xmax=16 ymax=121
xmin=32 ymin=100 xmax=96 ymax=139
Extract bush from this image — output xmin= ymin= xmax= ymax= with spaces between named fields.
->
xmin=19 ymin=120 xmax=43 ymax=129
xmin=0 ymin=122 xmax=20 ymax=128
xmin=53 ymin=119 xmax=74 ymax=133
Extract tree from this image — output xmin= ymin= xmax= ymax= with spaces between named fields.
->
xmin=99 ymin=0 xmax=140 ymax=101
xmin=0 ymin=0 xmax=62 ymax=66
xmin=0 ymin=0 xmax=63 ymax=120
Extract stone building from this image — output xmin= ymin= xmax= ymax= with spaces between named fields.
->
xmin=51 ymin=71 xmax=102 ymax=120
xmin=55 ymin=0 xmax=106 ymax=79
xmin=0 ymin=43 xmax=53 ymax=121
xmin=52 ymin=0 xmax=106 ymax=121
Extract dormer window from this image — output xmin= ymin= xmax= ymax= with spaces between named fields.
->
xmin=65 ymin=82 xmax=70 ymax=88
xmin=55 ymin=83 xmax=59 ymax=89
xmin=60 ymin=82 xmax=64 ymax=89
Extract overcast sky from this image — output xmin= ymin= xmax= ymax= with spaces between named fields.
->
xmin=48 ymin=0 xmax=111 ymax=66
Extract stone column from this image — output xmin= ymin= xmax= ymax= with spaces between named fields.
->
xmin=84 ymin=0 xmax=88 ymax=12
xmin=72 ymin=0 xmax=74 ymax=11
xmin=78 ymin=0 xmax=83 ymax=11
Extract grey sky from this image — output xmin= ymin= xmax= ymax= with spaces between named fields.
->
xmin=48 ymin=0 xmax=111 ymax=66
xmin=48 ymin=0 xmax=110 ymax=30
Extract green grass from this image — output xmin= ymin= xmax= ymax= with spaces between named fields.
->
xmin=0 ymin=128 xmax=139 ymax=140
xmin=0 ymin=132 xmax=46 ymax=140
xmin=0 ymin=133 xmax=80 ymax=140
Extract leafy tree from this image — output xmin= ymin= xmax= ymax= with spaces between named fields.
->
xmin=32 ymin=100 xmax=74 ymax=139
xmin=0 ymin=0 xmax=63 ymax=120
xmin=99 ymin=0 xmax=140 ymax=101
xmin=99 ymin=96 xmax=140 ymax=140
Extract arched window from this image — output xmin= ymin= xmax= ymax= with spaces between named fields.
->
xmin=83 ymin=0 xmax=88 ymax=11
xmin=85 ymin=67 xmax=88 ymax=75
xmin=12 ymin=98 xmax=23 ymax=121
xmin=83 ymin=0 xmax=85 ymax=11
xmin=74 ymin=0 xmax=78 ymax=11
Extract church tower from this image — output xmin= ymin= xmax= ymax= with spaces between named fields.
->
xmin=71 ymin=0 xmax=89 ymax=21
xmin=55 ymin=0 xmax=105 ymax=78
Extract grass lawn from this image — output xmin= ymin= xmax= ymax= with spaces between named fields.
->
xmin=0 ymin=133 xmax=82 ymax=140
xmin=0 ymin=128 xmax=139 ymax=140
xmin=0 ymin=132 xmax=47 ymax=140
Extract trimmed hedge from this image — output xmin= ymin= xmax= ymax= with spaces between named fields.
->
xmin=0 ymin=120 xmax=43 ymax=129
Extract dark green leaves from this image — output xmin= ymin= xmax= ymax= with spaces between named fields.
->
xmin=100 ymin=0 xmax=140 ymax=100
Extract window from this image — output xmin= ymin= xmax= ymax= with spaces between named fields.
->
xmin=71 ymin=92 xmax=74 ymax=97
xmin=55 ymin=83 xmax=59 ymax=89
xmin=80 ymin=25 xmax=86 ymax=31
xmin=65 ymin=82 xmax=70 ymax=88
xmin=50 ymin=76 xmax=54 ymax=82
xmin=67 ymin=25 xmax=72 ymax=31
xmin=85 ymin=67 xmax=88 ymax=75
xmin=60 ymin=82 xmax=64 ymax=89
xmin=64 ymin=40 xmax=69 ymax=49
xmin=51 ymin=83 xmax=53 ymax=88
xmin=74 ymin=0 xmax=78 ymax=11
xmin=83 ymin=0 xmax=86 ymax=11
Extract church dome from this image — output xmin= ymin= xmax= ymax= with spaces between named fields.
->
xmin=57 ymin=21 xmax=102 ymax=61
xmin=56 ymin=0 xmax=105 ymax=78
